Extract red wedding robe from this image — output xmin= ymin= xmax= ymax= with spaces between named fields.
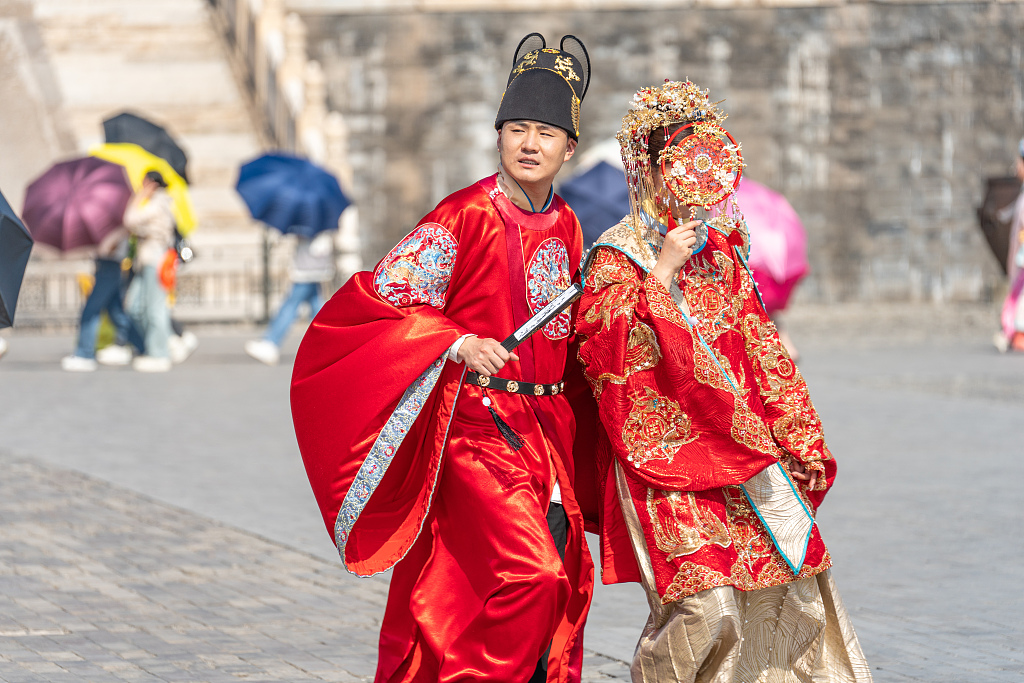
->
xmin=291 ymin=175 xmax=594 ymax=683
xmin=574 ymin=219 xmax=836 ymax=604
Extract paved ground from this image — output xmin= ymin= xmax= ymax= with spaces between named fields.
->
xmin=0 ymin=303 xmax=1023 ymax=682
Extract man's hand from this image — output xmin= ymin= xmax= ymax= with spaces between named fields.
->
xmin=457 ymin=336 xmax=519 ymax=376
xmin=787 ymin=457 xmax=818 ymax=491
xmin=650 ymin=220 xmax=701 ymax=290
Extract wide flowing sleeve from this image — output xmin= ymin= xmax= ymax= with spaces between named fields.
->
xmin=291 ymin=220 xmax=473 ymax=576
xmin=731 ymin=244 xmax=836 ymax=507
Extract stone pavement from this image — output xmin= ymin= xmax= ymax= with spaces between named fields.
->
xmin=0 ymin=452 xmax=626 ymax=682
xmin=1 ymin=303 xmax=1023 ymax=681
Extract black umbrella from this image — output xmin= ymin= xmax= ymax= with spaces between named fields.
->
xmin=977 ymin=176 xmax=1022 ymax=275
xmin=103 ymin=111 xmax=189 ymax=183
xmin=0 ymin=186 xmax=34 ymax=328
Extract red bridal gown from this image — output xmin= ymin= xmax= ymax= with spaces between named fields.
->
xmin=571 ymin=217 xmax=871 ymax=682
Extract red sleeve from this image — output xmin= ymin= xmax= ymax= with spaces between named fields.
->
xmin=729 ymin=248 xmax=836 ymax=506
xmin=577 ymin=247 xmax=773 ymax=492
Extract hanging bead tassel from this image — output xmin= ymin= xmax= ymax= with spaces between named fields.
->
xmin=482 ymin=394 xmax=524 ymax=451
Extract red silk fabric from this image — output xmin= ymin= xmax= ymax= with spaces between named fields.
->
xmin=574 ymin=224 xmax=836 ymax=602
xmin=291 ymin=176 xmax=593 ymax=682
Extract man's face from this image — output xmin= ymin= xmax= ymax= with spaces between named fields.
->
xmin=498 ymin=121 xmax=577 ymax=187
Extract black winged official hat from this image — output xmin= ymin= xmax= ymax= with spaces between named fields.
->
xmin=495 ymin=33 xmax=591 ymax=141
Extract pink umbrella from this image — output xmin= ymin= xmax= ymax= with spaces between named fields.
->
xmin=734 ymin=179 xmax=809 ymax=313
xmin=22 ymin=157 xmax=132 ymax=251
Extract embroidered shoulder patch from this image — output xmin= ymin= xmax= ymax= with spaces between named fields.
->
xmin=527 ymin=238 xmax=572 ymax=339
xmin=374 ymin=223 xmax=458 ymax=308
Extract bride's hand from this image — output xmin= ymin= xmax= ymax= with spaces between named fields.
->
xmin=650 ymin=220 xmax=701 ymax=290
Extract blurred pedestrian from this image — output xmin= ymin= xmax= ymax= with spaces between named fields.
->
xmin=123 ymin=171 xmax=175 ymax=372
xmin=169 ymin=318 xmax=199 ymax=364
xmin=995 ymin=139 xmax=1024 ymax=352
xmin=61 ymin=230 xmax=145 ymax=371
xmin=244 ymin=231 xmax=335 ymax=365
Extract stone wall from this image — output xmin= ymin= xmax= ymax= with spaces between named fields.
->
xmin=302 ymin=1 xmax=1024 ymax=303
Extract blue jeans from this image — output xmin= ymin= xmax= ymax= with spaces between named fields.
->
xmin=75 ymin=259 xmax=145 ymax=359
xmin=264 ymin=282 xmax=323 ymax=346
xmin=126 ymin=266 xmax=172 ymax=359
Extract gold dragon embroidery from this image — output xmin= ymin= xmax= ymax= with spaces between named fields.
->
xmin=647 ymin=489 xmax=731 ymax=562
xmin=622 ymin=386 xmax=698 ymax=467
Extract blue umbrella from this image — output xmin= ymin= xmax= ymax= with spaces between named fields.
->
xmin=0 ymin=186 xmax=34 ymax=328
xmin=559 ymin=160 xmax=631 ymax=247
xmin=235 ymin=153 xmax=350 ymax=238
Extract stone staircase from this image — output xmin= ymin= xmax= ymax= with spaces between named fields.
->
xmin=19 ymin=0 xmax=290 ymax=324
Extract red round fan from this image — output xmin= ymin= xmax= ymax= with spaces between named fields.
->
xmin=659 ymin=122 xmax=744 ymax=210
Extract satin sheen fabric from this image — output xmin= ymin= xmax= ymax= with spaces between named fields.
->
xmin=575 ymin=219 xmax=836 ymax=604
xmin=291 ymin=175 xmax=593 ymax=683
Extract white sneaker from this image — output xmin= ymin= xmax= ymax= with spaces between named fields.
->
xmin=993 ymin=331 xmax=1010 ymax=353
xmin=96 ymin=344 xmax=133 ymax=366
xmin=0 ymin=337 xmax=7 ymax=360
xmin=169 ymin=331 xmax=199 ymax=364
xmin=132 ymin=356 xmax=172 ymax=373
xmin=62 ymin=355 xmax=98 ymax=372
xmin=244 ymin=339 xmax=280 ymax=365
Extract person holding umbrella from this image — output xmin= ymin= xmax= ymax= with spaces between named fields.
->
xmin=19 ymin=155 xmax=140 ymax=371
xmin=234 ymin=151 xmax=350 ymax=365
xmin=994 ymin=139 xmax=1024 ymax=352
xmin=123 ymin=170 xmax=176 ymax=372
xmin=244 ymin=230 xmax=335 ymax=365
xmin=60 ymin=228 xmax=145 ymax=371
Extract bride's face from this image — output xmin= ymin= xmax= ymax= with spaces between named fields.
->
xmin=650 ymin=166 xmax=688 ymax=220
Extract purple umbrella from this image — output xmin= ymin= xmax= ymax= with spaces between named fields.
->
xmin=734 ymin=179 xmax=809 ymax=314
xmin=22 ymin=157 xmax=133 ymax=251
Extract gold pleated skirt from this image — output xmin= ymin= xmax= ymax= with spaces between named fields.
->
xmin=631 ymin=571 xmax=873 ymax=683
xmin=615 ymin=463 xmax=873 ymax=683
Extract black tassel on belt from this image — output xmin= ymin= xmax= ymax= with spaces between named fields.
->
xmin=482 ymin=394 xmax=524 ymax=451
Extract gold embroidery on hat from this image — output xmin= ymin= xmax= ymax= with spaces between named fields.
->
xmin=553 ymin=55 xmax=580 ymax=82
xmin=571 ymin=96 xmax=581 ymax=137
xmin=512 ymin=50 xmax=539 ymax=77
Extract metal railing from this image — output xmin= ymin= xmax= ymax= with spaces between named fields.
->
xmin=16 ymin=242 xmax=295 ymax=328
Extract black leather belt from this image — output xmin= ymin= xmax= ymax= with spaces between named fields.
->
xmin=465 ymin=371 xmax=564 ymax=396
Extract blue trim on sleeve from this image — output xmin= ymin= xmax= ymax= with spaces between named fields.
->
xmin=735 ymin=245 xmax=767 ymax=314
xmin=738 ymin=463 xmax=815 ymax=575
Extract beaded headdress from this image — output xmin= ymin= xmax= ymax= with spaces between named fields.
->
xmin=617 ymin=80 xmax=747 ymax=243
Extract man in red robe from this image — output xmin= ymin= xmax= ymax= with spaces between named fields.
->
xmin=291 ymin=34 xmax=595 ymax=683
